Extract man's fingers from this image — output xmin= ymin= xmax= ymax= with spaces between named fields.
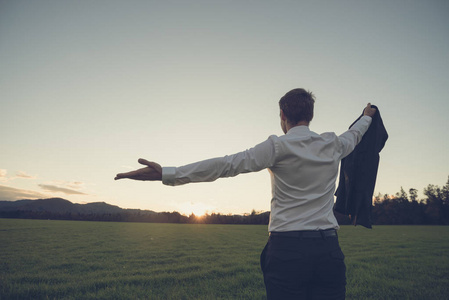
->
xmin=138 ymin=158 xmax=152 ymax=166
xmin=363 ymin=103 xmax=377 ymax=117
xmin=365 ymin=103 xmax=372 ymax=112
xmin=114 ymin=170 xmax=136 ymax=180
xmin=115 ymin=172 xmax=131 ymax=180
xmin=138 ymin=159 xmax=162 ymax=173
xmin=114 ymin=173 xmax=125 ymax=180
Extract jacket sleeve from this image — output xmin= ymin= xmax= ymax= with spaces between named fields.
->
xmin=162 ymin=136 xmax=278 ymax=186
xmin=337 ymin=116 xmax=372 ymax=159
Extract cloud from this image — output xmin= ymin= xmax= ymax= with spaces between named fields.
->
xmin=0 ymin=169 xmax=7 ymax=182
xmin=65 ymin=181 xmax=84 ymax=189
xmin=16 ymin=171 xmax=37 ymax=179
xmin=46 ymin=180 xmax=85 ymax=189
xmin=0 ymin=172 xmax=88 ymax=199
xmin=38 ymin=184 xmax=87 ymax=195
xmin=0 ymin=185 xmax=47 ymax=201
xmin=0 ymin=169 xmax=37 ymax=182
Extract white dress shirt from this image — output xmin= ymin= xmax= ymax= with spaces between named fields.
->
xmin=162 ymin=116 xmax=372 ymax=232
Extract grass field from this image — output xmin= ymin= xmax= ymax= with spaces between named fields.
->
xmin=1 ymin=219 xmax=448 ymax=299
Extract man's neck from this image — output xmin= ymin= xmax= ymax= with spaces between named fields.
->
xmin=286 ymin=120 xmax=309 ymax=132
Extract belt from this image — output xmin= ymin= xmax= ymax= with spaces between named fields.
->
xmin=269 ymin=229 xmax=337 ymax=239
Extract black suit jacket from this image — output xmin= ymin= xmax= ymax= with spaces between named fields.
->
xmin=335 ymin=105 xmax=388 ymax=228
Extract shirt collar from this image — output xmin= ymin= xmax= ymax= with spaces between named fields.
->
xmin=286 ymin=125 xmax=310 ymax=135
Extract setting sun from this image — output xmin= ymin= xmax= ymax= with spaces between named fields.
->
xmin=180 ymin=202 xmax=214 ymax=217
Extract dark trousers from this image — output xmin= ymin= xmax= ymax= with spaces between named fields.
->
xmin=260 ymin=230 xmax=346 ymax=300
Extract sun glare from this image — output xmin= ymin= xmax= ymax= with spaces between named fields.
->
xmin=181 ymin=202 xmax=213 ymax=217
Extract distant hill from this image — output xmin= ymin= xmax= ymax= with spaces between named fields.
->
xmin=0 ymin=198 xmax=155 ymax=215
xmin=0 ymin=198 xmax=270 ymax=225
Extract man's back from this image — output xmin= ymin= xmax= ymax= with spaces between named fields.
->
xmin=268 ymin=116 xmax=372 ymax=232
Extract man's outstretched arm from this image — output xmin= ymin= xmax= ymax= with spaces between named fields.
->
xmin=114 ymin=136 xmax=277 ymax=185
xmin=114 ymin=158 xmax=162 ymax=181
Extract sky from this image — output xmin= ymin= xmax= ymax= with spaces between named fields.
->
xmin=1 ymin=0 xmax=448 ymax=216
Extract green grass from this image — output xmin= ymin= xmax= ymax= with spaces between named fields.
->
xmin=1 ymin=219 xmax=448 ymax=299
xmin=339 ymin=226 xmax=449 ymax=300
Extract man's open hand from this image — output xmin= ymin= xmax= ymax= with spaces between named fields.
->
xmin=115 ymin=159 xmax=162 ymax=181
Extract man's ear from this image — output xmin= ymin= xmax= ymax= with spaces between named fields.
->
xmin=280 ymin=110 xmax=287 ymax=121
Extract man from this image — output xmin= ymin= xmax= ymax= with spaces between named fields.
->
xmin=115 ymin=88 xmax=376 ymax=299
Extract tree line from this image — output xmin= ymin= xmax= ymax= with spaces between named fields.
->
xmin=2 ymin=177 xmax=448 ymax=226
xmin=0 ymin=208 xmax=270 ymax=225
xmin=335 ymin=177 xmax=449 ymax=226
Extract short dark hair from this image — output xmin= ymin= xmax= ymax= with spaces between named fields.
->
xmin=279 ymin=88 xmax=315 ymax=124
